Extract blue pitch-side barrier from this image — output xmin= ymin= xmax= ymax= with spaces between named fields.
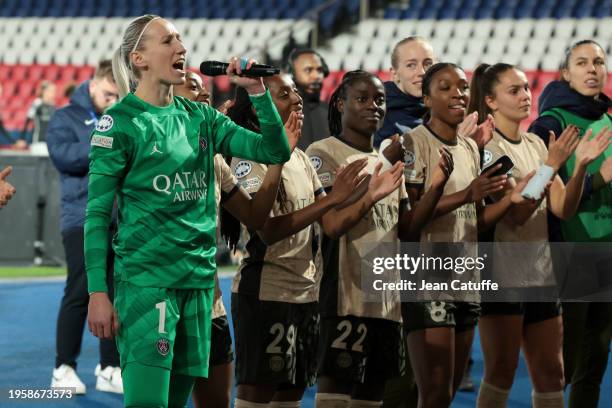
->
xmin=0 ymin=276 xmax=610 ymax=408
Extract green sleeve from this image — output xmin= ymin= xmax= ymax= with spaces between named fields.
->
xmin=85 ymin=114 xmax=131 ymax=293
xmin=85 ymin=173 xmax=119 ymax=293
xmin=209 ymin=90 xmax=291 ymax=164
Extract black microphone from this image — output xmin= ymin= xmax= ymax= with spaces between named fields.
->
xmin=200 ymin=60 xmax=280 ymax=77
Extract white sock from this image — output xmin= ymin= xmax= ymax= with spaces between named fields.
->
xmin=315 ymin=393 xmax=350 ymax=408
xmin=349 ymin=399 xmax=382 ymax=408
xmin=269 ymin=401 xmax=301 ymax=408
xmin=476 ymin=381 xmax=510 ymax=408
xmin=234 ymin=398 xmax=270 ymax=408
xmin=532 ymin=390 xmax=564 ymax=408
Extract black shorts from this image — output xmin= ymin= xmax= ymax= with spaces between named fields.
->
xmin=318 ymin=315 xmax=406 ymax=385
xmin=481 ymin=301 xmax=561 ymax=325
xmin=209 ymin=315 xmax=234 ymax=366
xmin=402 ymin=301 xmax=481 ymax=333
xmin=231 ymin=293 xmax=319 ymax=387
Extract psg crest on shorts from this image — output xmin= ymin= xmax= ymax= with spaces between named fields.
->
xmin=199 ymin=136 xmax=208 ymax=151
xmin=156 ymin=338 xmax=170 ymax=356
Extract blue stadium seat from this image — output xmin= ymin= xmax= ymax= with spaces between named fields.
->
xmin=439 ymin=7 xmax=459 ymax=19
xmin=594 ymin=6 xmax=611 ymax=17
xmin=402 ymin=8 xmax=421 ymax=18
xmin=283 ymin=8 xmax=302 ymax=19
xmin=475 ymin=7 xmax=495 ymax=19
xmin=29 ymin=6 xmax=46 ymax=16
xmin=419 ymin=8 xmax=439 ymax=19
xmin=553 ymin=7 xmax=574 ymax=18
xmin=232 ymin=9 xmax=248 ymax=19
xmin=480 ymin=0 xmax=499 ymax=7
xmin=175 ymin=6 xmax=195 ymax=18
xmin=384 ymin=7 xmax=402 ymax=19
xmin=247 ymin=9 xmax=265 ymax=19
xmin=532 ymin=6 xmax=553 ymax=18
xmin=443 ymin=0 xmax=462 ymax=8
xmin=456 ymin=7 xmax=477 ymax=18
xmin=78 ymin=7 xmax=95 ymax=16
xmin=210 ymin=8 xmax=230 ymax=18
xmin=319 ymin=3 xmax=341 ymax=32
xmin=345 ymin=0 xmax=360 ymax=14
xmin=515 ymin=4 xmax=535 ymax=18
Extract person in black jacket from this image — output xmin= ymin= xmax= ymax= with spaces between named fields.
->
xmin=47 ymin=60 xmax=123 ymax=395
xmin=528 ymin=39 xmax=612 ymax=408
xmin=287 ymin=48 xmax=330 ymax=151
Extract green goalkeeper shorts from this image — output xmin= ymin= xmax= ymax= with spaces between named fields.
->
xmin=114 ymin=281 xmax=214 ymax=377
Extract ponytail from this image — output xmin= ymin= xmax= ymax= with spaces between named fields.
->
xmin=467 ymin=62 xmax=515 ymax=123
xmin=113 ymin=14 xmax=161 ymax=98
xmin=112 ymin=47 xmax=132 ymax=98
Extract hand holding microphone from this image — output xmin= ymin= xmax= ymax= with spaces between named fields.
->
xmin=201 ymin=56 xmax=280 ymax=95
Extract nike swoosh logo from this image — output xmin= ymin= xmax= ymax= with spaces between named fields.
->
xmin=395 ymin=122 xmax=412 ymax=134
xmin=85 ymin=119 xmax=96 ymax=125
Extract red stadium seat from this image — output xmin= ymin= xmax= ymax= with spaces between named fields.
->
xmin=58 ymin=65 xmax=77 ymax=81
xmin=524 ymin=70 xmax=538 ymax=89
xmin=28 ymin=64 xmax=45 ymax=81
xmin=534 ymin=71 xmax=559 ymax=93
xmin=376 ymin=70 xmax=392 ymax=82
xmin=10 ymin=64 xmax=28 ymax=82
xmin=18 ymin=82 xmax=36 ymax=99
xmin=2 ymin=82 xmax=18 ymax=98
xmin=76 ymin=66 xmax=94 ymax=82
xmin=43 ymin=64 xmax=61 ymax=81
xmin=0 ymin=64 xmax=11 ymax=80
xmin=605 ymin=73 xmax=612 ymax=98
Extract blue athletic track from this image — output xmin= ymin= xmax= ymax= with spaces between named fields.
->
xmin=1 ymin=277 xmax=610 ymax=407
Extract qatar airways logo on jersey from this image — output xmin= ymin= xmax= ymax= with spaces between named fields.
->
xmin=368 ymin=202 xmax=400 ymax=230
xmin=152 ymin=170 xmax=208 ymax=203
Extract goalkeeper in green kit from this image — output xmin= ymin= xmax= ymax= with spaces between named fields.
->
xmin=84 ymin=14 xmax=291 ymax=408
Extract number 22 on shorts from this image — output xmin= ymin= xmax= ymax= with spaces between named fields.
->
xmin=331 ymin=320 xmax=367 ymax=352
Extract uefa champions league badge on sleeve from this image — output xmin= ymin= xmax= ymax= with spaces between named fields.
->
xmin=404 ymin=150 xmax=416 ymax=166
xmin=310 ymin=156 xmax=323 ymax=171
xmin=95 ymin=115 xmax=114 ymax=132
xmin=483 ymin=150 xmax=493 ymax=167
xmin=234 ymin=161 xmax=252 ymax=179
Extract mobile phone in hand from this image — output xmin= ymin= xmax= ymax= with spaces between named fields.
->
xmin=484 ymin=154 xmax=514 ymax=177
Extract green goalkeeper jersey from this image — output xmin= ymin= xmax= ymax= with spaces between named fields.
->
xmin=86 ymin=91 xmax=290 ymax=292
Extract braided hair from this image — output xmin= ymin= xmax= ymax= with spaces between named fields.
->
xmin=421 ymin=62 xmax=464 ymax=122
xmin=328 ymin=70 xmax=382 ymax=136
xmin=221 ymin=86 xmax=289 ymax=251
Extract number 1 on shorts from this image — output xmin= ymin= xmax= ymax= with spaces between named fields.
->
xmin=155 ymin=301 xmax=167 ymax=334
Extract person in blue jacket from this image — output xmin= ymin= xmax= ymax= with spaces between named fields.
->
xmin=373 ymin=37 xmax=433 ymax=148
xmin=47 ymin=60 xmax=123 ymax=395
